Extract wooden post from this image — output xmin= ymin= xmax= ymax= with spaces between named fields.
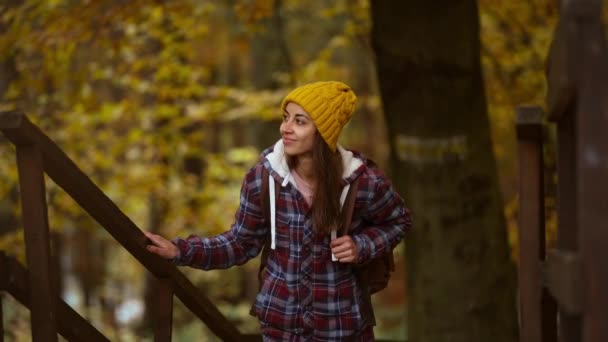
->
xmin=516 ymin=106 xmax=545 ymax=342
xmin=154 ymin=278 xmax=174 ymax=342
xmin=15 ymin=145 xmax=58 ymax=342
xmin=554 ymin=111 xmax=582 ymax=342
xmin=575 ymin=1 xmax=608 ymax=338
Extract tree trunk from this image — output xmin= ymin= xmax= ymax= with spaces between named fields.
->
xmin=371 ymin=2 xmax=518 ymax=341
xmin=247 ymin=0 xmax=292 ymax=151
xmin=0 ymin=0 xmax=21 ymax=238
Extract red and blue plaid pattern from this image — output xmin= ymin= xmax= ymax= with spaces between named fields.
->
xmin=173 ymin=147 xmax=411 ymax=341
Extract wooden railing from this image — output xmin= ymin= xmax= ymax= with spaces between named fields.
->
xmin=0 ymin=252 xmax=109 ymax=341
xmin=516 ymin=0 xmax=608 ymax=341
xmin=0 ymin=111 xmax=257 ymax=341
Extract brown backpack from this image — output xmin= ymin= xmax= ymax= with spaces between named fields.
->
xmin=252 ymin=166 xmax=396 ymax=322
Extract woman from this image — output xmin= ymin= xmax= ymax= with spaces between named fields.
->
xmin=145 ymin=81 xmax=412 ymax=341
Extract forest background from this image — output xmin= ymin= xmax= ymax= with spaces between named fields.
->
xmin=1 ymin=0 xmax=601 ymax=341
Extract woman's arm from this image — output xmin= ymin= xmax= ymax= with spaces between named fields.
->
xmin=352 ymin=171 xmax=412 ymax=263
xmin=146 ymin=164 xmax=268 ymax=270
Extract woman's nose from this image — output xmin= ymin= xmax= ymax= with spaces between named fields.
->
xmin=281 ymin=120 xmax=293 ymax=133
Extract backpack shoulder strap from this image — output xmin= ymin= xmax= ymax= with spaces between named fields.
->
xmin=260 ymin=166 xmax=270 ymax=223
xmin=339 ymin=176 xmax=360 ymax=235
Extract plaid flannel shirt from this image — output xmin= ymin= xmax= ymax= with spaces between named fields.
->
xmin=173 ymin=141 xmax=412 ymax=341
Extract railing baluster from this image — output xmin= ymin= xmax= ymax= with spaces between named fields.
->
xmin=15 ymin=145 xmax=57 ymax=342
xmin=516 ymin=106 xmax=554 ymax=342
xmin=154 ymin=278 xmax=174 ymax=342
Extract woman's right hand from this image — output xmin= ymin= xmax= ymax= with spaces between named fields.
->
xmin=144 ymin=231 xmax=180 ymax=260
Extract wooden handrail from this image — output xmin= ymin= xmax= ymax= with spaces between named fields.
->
xmin=0 ymin=111 xmax=245 ymax=341
xmin=0 ymin=111 xmax=169 ymax=277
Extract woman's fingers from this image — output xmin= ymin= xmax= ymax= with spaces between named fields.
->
xmin=331 ymin=236 xmax=358 ymax=263
xmin=334 ymin=250 xmax=356 ymax=263
xmin=144 ymin=231 xmax=178 ymax=259
xmin=331 ymin=243 xmax=350 ymax=254
xmin=146 ymin=244 xmax=164 ymax=255
xmin=334 ymin=251 xmax=355 ymax=260
xmin=338 ymin=256 xmax=356 ymax=263
xmin=330 ymin=236 xmax=353 ymax=250
xmin=145 ymin=232 xmax=172 ymax=249
xmin=144 ymin=231 xmax=164 ymax=246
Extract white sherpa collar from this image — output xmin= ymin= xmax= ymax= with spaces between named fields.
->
xmin=264 ymin=139 xmax=363 ymax=187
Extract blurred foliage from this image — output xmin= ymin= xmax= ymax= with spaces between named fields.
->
xmin=479 ymin=0 xmax=570 ymax=262
xmin=2 ymin=0 xmax=604 ymax=340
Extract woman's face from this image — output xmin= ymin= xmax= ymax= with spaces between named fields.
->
xmin=280 ymin=102 xmax=317 ymax=157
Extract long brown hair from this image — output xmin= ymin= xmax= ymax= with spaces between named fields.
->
xmin=287 ymin=133 xmax=343 ymax=235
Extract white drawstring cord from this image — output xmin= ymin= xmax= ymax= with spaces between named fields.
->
xmin=270 ymin=173 xmax=290 ymax=250
xmin=269 ymin=175 xmax=277 ymax=250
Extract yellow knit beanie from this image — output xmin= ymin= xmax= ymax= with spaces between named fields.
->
xmin=281 ymin=81 xmax=357 ymax=152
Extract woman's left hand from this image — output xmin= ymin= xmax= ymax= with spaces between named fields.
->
xmin=330 ymin=236 xmax=358 ymax=263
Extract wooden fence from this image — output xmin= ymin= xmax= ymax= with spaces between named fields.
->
xmin=516 ymin=0 xmax=608 ymax=341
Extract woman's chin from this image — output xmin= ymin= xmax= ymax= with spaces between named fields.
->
xmin=283 ymin=146 xmax=305 ymax=157
xmin=283 ymin=149 xmax=297 ymax=157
